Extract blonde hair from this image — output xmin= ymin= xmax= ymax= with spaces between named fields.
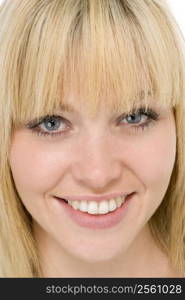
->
xmin=0 ymin=0 xmax=185 ymax=277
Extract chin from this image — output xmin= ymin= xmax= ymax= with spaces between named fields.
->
xmin=67 ymin=244 xmax=124 ymax=264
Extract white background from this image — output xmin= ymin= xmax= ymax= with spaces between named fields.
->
xmin=0 ymin=0 xmax=184 ymax=37
xmin=167 ymin=0 xmax=185 ymax=37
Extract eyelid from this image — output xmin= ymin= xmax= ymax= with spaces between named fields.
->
xmin=26 ymin=115 xmax=65 ymax=129
xmin=25 ymin=106 xmax=160 ymax=139
xmin=117 ymin=106 xmax=159 ymax=123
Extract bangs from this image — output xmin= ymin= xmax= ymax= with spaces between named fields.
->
xmin=1 ymin=0 xmax=185 ymax=124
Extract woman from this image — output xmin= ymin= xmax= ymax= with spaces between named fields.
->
xmin=0 ymin=0 xmax=185 ymax=277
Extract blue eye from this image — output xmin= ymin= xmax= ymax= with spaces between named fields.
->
xmin=119 ymin=107 xmax=159 ymax=132
xmin=42 ymin=116 xmax=62 ymax=131
xmin=26 ymin=115 xmax=70 ymax=137
xmin=125 ymin=113 xmax=143 ymax=124
xmin=26 ymin=106 xmax=159 ymax=138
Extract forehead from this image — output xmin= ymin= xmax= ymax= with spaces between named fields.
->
xmin=14 ymin=87 xmax=172 ymax=127
xmin=12 ymin=88 xmax=176 ymax=132
xmin=50 ymin=90 xmax=171 ymax=124
xmin=57 ymin=89 xmax=161 ymax=112
xmin=1 ymin=0 xmax=182 ymax=129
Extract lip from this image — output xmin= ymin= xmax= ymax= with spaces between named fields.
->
xmin=53 ymin=192 xmax=136 ymax=230
xmin=55 ymin=192 xmax=132 ymax=202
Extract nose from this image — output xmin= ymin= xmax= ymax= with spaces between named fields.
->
xmin=72 ymin=135 xmax=122 ymax=192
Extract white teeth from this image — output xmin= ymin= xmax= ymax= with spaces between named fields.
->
xmin=79 ymin=200 xmax=88 ymax=212
xmin=109 ymin=198 xmax=117 ymax=212
xmin=70 ymin=200 xmax=79 ymax=210
xmin=116 ymin=196 xmax=124 ymax=207
xmin=66 ymin=195 xmax=126 ymax=215
xmin=87 ymin=201 xmax=98 ymax=214
xmin=98 ymin=200 xmax=109 ymax=214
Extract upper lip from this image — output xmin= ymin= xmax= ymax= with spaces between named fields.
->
xmin=54 ymin=192 xmax=134 ymax=202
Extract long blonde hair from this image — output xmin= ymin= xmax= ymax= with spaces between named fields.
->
xmin=0 ymin=0 xmax=185 ymax=277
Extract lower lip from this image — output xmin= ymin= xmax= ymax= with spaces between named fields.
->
xmin=54 ymin=193 xmax=136 ymax=230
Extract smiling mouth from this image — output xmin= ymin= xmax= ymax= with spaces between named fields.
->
xmin=55 ymin=193 xmax=135 ymax=215
xmin=53 ymin=192 xmax=136 ymax=229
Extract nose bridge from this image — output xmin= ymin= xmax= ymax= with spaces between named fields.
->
xmin=72 ymin=132 xmax=122 ymax=189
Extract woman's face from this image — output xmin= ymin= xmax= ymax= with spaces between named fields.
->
xmin=9 ymin=92 xmax=176 ymax=263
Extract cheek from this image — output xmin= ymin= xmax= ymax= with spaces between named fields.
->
xmin=9 ymin=137 xmax=70 ymax=196
xmin=127 ymin=120 xmax=176 ymax=197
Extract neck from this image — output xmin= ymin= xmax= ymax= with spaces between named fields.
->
xmin=33 ymin=223 xmax=177 ymax=277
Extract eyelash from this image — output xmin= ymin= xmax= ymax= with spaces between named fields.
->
xmin=119 ymin=107 xmax=159 ymax=133
xmin=26 ymin=106 xmax=159 ymax=138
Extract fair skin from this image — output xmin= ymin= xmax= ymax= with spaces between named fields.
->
xmin=9 ymin=92 xmax=177 ymax=277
